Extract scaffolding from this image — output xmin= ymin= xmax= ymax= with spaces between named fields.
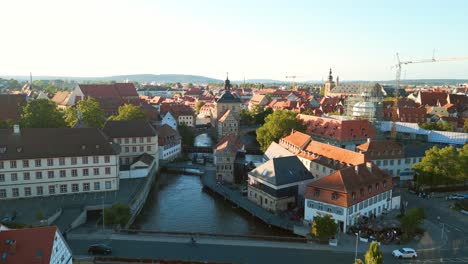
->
xmin=343 ymin=83 xmax=384 ymax=122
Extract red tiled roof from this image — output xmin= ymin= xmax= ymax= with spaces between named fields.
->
xmin=303 ymin=140 xmax=367 ymax=165
xmin=0 ymin=226 xmax=58 ymax=264
xmin=0 ymin=94 xmax=27 ymax=121
xmin=78 ymin=83 xmax=140 ymax=114
xmin=418 ymin=91 xmax=448 ymax=106
xmin=214 ymin=134 xmax=243 ymax=154
xmin=280 ymin=130 xmax=311 ymax=152
xmin=298 ymin=114 xmax=376 ymax=141
xmin=356 ymin=139 xmax=404 ymax=159
xmin=160 ymin=103 xmax=194 ymax=118
xmin=305 ymin=164 xmax=392 ymax=207
xmin=156 ymin=124 xmax=181 ymax=146
xmin=218 ymin=109 xmax=233 ymax=122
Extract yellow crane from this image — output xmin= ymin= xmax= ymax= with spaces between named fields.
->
xmin=285 ymin=75 xmax=304 ymax=90
xmin=390 ymin=53 xmax=468 ymax=140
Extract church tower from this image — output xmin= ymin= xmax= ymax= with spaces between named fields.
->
xmin=324 ymin=68 xmax=336 ymax=97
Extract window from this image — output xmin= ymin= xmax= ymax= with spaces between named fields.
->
xmin=10 ymin=160 xmax=17 ymax=168
xmin=105 ymin=167 xmax=111 ymax=175
xmin=60 ymin=184 xmax=67 ymax=193
xmin=93 ymin=168 xmax=99 ymax=176
xmin=83 ymin=169 xmax=89 ymax=176
xmin=397 ymin=159 xmax=401 ymax=165
xmin=35 ymin=159 xmax=42 ymax=167
xmin=60 ymin=170 xmax=66 ymax=178
xmin=331 ymin=193 xmax=338 ymax=200
xmin=83 ymin=183 xmax=90 ymax=191
xmin=105 ymin=181 xmax=111 ymax=189
xmin=36 ymin=171 xmax=42 ymax=179
xmin=11 ymin=173 xmax=18 ymax=181
xmin=117 ymin=138 xmax=122 ymax=144
xmin=327 ymin=208 xmax=332 ymax=212
xmin=93 ymin=156 xmax=99 ymax=164
xmin=23 ymin=172 xmax=30 ymax=180
xmin=349 ymin=206 xmax=354 ymax=214
xmin=0 ymin=161 xmax=3 ymax=169
xmin=368 ymin=185 xmax=372 ymax=194
xmin=132 ymin=138 xmax=136 ymax=143
xmin=94 ymin=182 xmax=100 ymax=190
xmin=59 ymin=158 xmax=65 ymax=166
xmin=383 ymin=160 xmax=388 ymax=166
xmin=48 ymin=171 xmax=54 ymax=179
xmin=71 ymin=157 xmax=77 ymax=165
xmin=0 ymin=189 xmax=6 ymax=198
xmin=12 ymin=188 xmax=19 ymax=197
xmin=47 ymin=158 xmax=53 ymax=166
xmin=405 ymin=158 xmax=411 ymax=164
xmin=376 ymin=183 xmax=380 ymax=191
xmin=37 ymin=186 xmax=43 ymax=195
xmin=314 ymin=190 xmax=320 ymax=197
xmin=82 ymin=156 xmax=88 ymax=164
xmin=139 ymin=146 xmax=144 ymax=152
xmin=125 ymin=147 xmax=129 ymax=153
xmin=390 ymin=160 xmax=394 ymax=166
xmin=104 ymin=156 xmax=110 ymax=163
xmin=147 ymin=137 xmax=151 ymax=143
xmin=132 ymin=146 xmax=137 ymax=152
xmin=125 ymin=138 xmax=129 ymax=144
xmin=139 ymin=137 xmax=144 ymax=143
xmin=23 ymin=160 xmax=29 ymax=168
xmin=360 ymin=188 xmax=364 ymax=196
xmin=383 ymin=180 xmax=387 ymax=188
xmin=0 ymin=174 xmax=4 ymax=182
xmin=71 ymin=169 xmax=78 ymax=177
xmin=49 ymin=185 xmax=56 ymax=194
xmin=72 ymin=184 xmax=79 ymax=192
xmin=24 ymin=187 xmax=31 ymax=196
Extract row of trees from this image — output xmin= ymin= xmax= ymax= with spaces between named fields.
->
xmin=16 ymin=98 xmax=148 ymax=129
xmin=418 ymin=121 xmax=455 ymax=132
xmin=413 ymin=145 xmax=468 ymax=187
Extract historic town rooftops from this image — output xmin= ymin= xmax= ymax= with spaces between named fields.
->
xmin=248 ymin=156 xmax=313 ymax=186
xmin=416 ymin=91 xmax=448 ymax=106
xmin=132 ymin=152 xmax=155 ymax=166
xmin=0 ymin=127 xmax=118 ymax=160
xmin=356 ymin=139 xmax=404 ymax=159
xmin=156 ymin=124 xmax=181 ymax=146
xmin=214 ymin=134 xmax=244 ymax=154
xmin=0 ymin=226 xmax=59 ymax=264
xmin=298 ymin=114 xmax=376 ymax=142
xmin=280 ymin=130 xmax=312 ymax=152
xmin=102 ymin=120 xmax=156 ymax=138
xmin=302 ymin=140 xmax=367 ymax=165
xmin=249 ymin=94 xmax=268 ymax=105
xmin=0 ymin=94 xmax=27 ymax=121
xmin=263 ymin=141 xmax=293 ymax=161
xmin=216 ymin=90 xmax=241 ymax=103
xmin=160 ymin=103 xmax=194 ymax=118
xmin=305 ymin=163 xmax=392 ymax=207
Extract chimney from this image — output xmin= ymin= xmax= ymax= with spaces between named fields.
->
xmin=13 ymin=124 xmax=20 ymax=134
xmin=367 ymin=138 xmax=371 ymax=143
xmin=354 ymin=165 xmax=359 ymax=174
xmin=366 ymin=162 xmax=372 ymax=173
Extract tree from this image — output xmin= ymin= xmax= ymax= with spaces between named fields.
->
xmin=109 ymin=104 xmax=146 ymax=121
xmin=20 ymin=99 xmax=66 ymax=128
xmin=256 ymin=110 xmax=306 ymax=151
xmin=104 ymin=203 xmax=131 ymax=227
xmin=178 ymin=124 xmax=195 ymax=146
xmin=195 ymin=101 xmax=205 ymax=114
xmin=399 ymin=207 xmax=425 ymax=241
xmin=0 ymin=119 xmax=14 ymax=129
xmin=64 ymin=98 xmax=106 ymax=128
xmin=364 ymin=241 xmax=383 ymax=264
xmin=310 ymin=215 xmax=338 ymax=241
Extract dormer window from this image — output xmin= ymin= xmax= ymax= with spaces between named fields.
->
xmin=331 ymin=193 xmax=338 ymax=200
xmin=383 ymin=180 xmax=387 ymax=188
xmin=314 ymin=189 xmax=320 ymax=197
xmin=0 ymin=146 xmax=6 ymax=154
xmin=352 ymin=192 xmax=356 ymax=200
xmin=360 ymin=188 xmax=364 ymax=196
xmin=376 ymin=183 xmax=380 ymax=191
xmin=368 ymin=185 xmax=372 ymax=194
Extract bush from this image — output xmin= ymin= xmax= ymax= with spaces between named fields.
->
xmin=104 ymin=203 xmax=131 ymax=227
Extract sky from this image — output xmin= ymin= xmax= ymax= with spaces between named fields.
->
xmin=1 ymin=0 xmax=467 ymax=81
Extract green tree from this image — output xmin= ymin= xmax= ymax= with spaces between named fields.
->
xmin=109 ymin=104 xmax=147 ymax=121
xmin=364 ymin=241 xmax=383 ymax=264
xmin=240 ymin=109 xmax=254 ymax=125
xmin=414 ymin=146 xmax=461 ymax=186
xmin=195 ymin=101 xmax=205 ymax=114
xmin=178 ymin=124 xmax=195 ymax=146
xmin=256 ymin=110 xmax=306 ymax=151
xmin=0 ymin=119 xmax=14 ymax=129
xmin=20 ymin=99 xmax=66 ymax=128
xmin=399 ymin=207 xmax=425 ymax=241
xmin=104 ymin=203 xmax=131 ymax=227
xmin=64 ymin=98 xmax=106 ymax=128
xmin=310 ymin=215 xmax=338 ymax=241
xmin=464 ymin=119 xmax=468 ymax=133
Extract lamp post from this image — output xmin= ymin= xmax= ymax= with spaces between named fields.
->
xmin=354 ymin=231 xmax=360 ymax=263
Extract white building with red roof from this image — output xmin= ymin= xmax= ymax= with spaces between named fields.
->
xmin=304 ymin=163 xmax=394 ymax=232
xmin=0 ymin=226 xmax=72 ymax=264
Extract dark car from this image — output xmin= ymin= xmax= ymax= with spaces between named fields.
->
xmin=88 ymin=244 xmax=112 ymax=255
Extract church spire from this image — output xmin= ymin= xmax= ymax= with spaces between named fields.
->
xmin=224 ymin=72 xmax=231 ymax=90
xmin=328 ymin=68 xmax=333 ymax=82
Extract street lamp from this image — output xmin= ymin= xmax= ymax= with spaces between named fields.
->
xmin=354 ymin=231 xmax=360 ymax=263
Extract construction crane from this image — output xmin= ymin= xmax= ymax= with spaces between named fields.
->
xmin=390 ymin=53 xmax=468 ymax=140
xmin=285 ymin=75 xmax=304 ymax=90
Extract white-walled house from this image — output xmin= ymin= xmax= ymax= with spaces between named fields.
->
xmin=0 ymin=126 xmax=120 ymax=200
xmin=157 ymin=124 xmax=182 ymax=161
xmin=304 ymin=163 xmax=393 ymax=233
xmin=0 ymin=226 xmax=73 ymax=264
xmin=161 ymin=111 xmax=178 ymax=130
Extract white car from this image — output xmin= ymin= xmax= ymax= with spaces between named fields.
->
xmin=392 ymin=248 xmax=418 ymax=259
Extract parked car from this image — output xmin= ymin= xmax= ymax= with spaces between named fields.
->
xmin=392 ymin=248 xmax=417 ymax=259
xmin=88 ymin=244 xmax=112 ymax=255
xmin=448 ymin=194 xmax=467 ymax=200
xmin=1 ymin=212 xmax=17 ymax=224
